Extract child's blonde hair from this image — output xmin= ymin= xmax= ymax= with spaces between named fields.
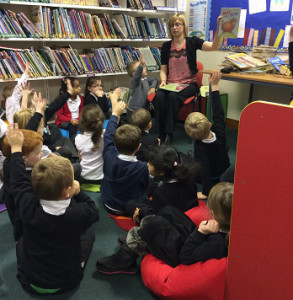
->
xmin=31 ymin=156 xmax=74 ymax=200
xmin=168 ymin=13 xmax=188 ymax=38
xmin=129 ymin=109 xmax=151 ymax=131
xmin=2 ymin=85 xmax=14 ymax=100
xmin=127 ymin=61 xmax=140 ymax=77
xmin=114 ymin=124 xmax=141 ymax=155
xmin=13 ymin=109 xmax=44 ymax=134
xmin=208 ymin=182 xmax=233 ymax=233
xmin=2 ymin=129 xmax=43 ymax=159
xmin=185 ymin=112 xmax=210 ymax=140
xmin=78 ymin=104 xmax=105 ymax=151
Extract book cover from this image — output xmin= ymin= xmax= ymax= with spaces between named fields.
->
xmin=160 ymin=83 xmax=189 ymax=92
xmin=267 ymin=56 xmax=286 ymax=72
xmin=218 ymin=7 xmax=241 ymax=39
xmin=225 ymin=53 xmax=267 ymax=70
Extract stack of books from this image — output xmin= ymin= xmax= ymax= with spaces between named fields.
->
xmin=225 ymin=53 xmax=267 ymax=70
xmin=0 ymin=45 xmax=160 ymax=79
xmin=127 ymin=0 xmax=154 ymax=10
xmin=98 ymin=0 xmax=120 ymax=7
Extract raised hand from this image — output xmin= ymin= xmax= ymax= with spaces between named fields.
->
xmin=6 ymin=124 xmax=24 ymax=153
xmin=24 ymin=62 xmax=30 ymax=76
xmin=110 ymin=88 xmax=126 ymax=117
xmin=208 ymin=71 xmax=222 ymax=91
xmin=33 ymin=92 xmax=47 ymax=115
xmin=21 ymin=82 xmax=34 ymax=97
xmin=66 ymin=78 xmax=73 ymax=95
xmin=139 ymin=53 xmax=145 ymax=67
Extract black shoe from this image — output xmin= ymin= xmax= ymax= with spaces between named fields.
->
xmin=164 ymin=134 xmax=173 ymax=145
xmin=96 ymin=250 xmax=138 ymax=275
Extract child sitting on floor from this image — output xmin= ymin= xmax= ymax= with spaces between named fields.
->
xmin=4 ymin=62 xmax=30 ymax=124
xmin=55 ymin=77 xmax=84 ymax=141
xmin=126 ymin=144 xmax=200 ymax=224
xmin=75 ymin=104 xmax=105 ymax=184
xmin=6 ymin=124 xmax=99 ymax=295
xmin=128 ymin=108 xmax=159 ymax=162
xmin=101 ymin=89 xmax=149 ymax=215
xmin=184 ymin=71 xmax=230 ymax=199
xmin=126 ymin=54 xmax=158 ymax=120
xmin=2 ymin=129 xmax=43 ymax=242
xmin=96 ymin=182 xmax=233 ymax=273
xmin=84 ymin=77 xmax=110 ymax=117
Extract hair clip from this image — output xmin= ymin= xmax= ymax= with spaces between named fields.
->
xmin=173 ymin=161 xmax=178 ymax=167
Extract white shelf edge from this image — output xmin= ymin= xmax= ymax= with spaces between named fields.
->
xmin=0 ymin=70 xmax=159 ymax=82
xmin=2 ymin=1 xmax=179 ymax=13
xmin=0 ymin=38 xmax=170 ymax=42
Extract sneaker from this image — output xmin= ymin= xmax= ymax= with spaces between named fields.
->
xmin=96 ymin=253 xmax=138 ymax=275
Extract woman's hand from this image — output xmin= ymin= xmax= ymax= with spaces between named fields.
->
xmin=159 ymin=80 xmax=166 ymax=88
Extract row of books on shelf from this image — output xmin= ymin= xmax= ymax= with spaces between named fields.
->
xmin=0 ymin=6 xmax=169 ymax=39
xmin=0 ymin=45 xmax=161 ymax=80
xmin=35 ymin=7 xmax=169 ymax=39
xmin=7 ymin=0 xmax=156 ymax=9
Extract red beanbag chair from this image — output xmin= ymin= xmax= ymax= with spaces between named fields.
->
xmin=185 ymin=200 xmax=211 ymax=227
xmin=141 ymin=254 xmax=226 ymax=300
xmin=141 ymin=199 xmax=226 ymax=300
xmin=108 ymin=214 xmax=137 ymax=231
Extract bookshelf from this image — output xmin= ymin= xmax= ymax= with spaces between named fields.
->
xmin=0 ymin=0 xmax=183 ymax=105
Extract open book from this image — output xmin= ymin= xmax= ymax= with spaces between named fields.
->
xmin=160 ymin=83 xmax=189 ymax=92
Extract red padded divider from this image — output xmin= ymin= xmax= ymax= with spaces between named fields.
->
xmin=109 ymin=214 xmax=137 ymax=231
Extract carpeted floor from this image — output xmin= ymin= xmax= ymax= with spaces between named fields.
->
xmin=0 ymin=122 xmax=237 ymax=300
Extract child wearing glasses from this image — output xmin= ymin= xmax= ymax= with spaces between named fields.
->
xmin=126 ymin=54 xmax=158 ymax=120
xmin=84 ymin=77 xmax=110 ymax=117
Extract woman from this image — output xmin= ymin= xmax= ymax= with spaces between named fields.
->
xmin=153 ymin=13 xmax=222 ymax=144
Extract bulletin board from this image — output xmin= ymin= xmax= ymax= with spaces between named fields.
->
xmin=207 ymin=0 xmax=292 ymax=52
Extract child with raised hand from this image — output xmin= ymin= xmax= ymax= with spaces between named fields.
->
xmin=2 ymin=128 xmax=43 ymax=242
xmin=75 ymin=104 xmax=105 ymax=183
xmin=101 ymin=88 xmax=149 ymax=215
xmin=55 ymin=77 xmax=84 ymax=141
xmin=84 ymin=77 xmax=110 ymax=116
xmin=185 ymin=71 xmax=230 ymax=199
xmin=6 ymin=124 xmax=99 ymax=295
xmin=4 ymin=62 xmax=30 ymax=124
xmin=126 ymin=54 xmax=158 ymax=119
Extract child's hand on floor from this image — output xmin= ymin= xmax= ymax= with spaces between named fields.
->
xmin=198 ymin=219 xmax=219 ymax=235
xmin=33 ymin=92 xmax=47 ymax=115
xmin=208 ymin=71 xmax=221 ymax=92
xmin=6 ymin=124 xmax=24 ymax=153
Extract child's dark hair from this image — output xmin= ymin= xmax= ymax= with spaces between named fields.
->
xmin=146 ymin=145 xmax=200 ymax=182
xmin=60 ymin=77 xmax=77 ymax=95
xmin=78 ymin=104 xmax=105 ymax=151
xmin=85 ymin=77 xmax=103 ymax=98
xmin=129 ymin=109 xmax=151 ymax=131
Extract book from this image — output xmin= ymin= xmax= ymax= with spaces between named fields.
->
xmin=218 ymin=7 xmax=241 ymax=39
xmin=225 ymin=53 xmax=267 ymax=70
xmin=160 ymin=83 xmax=189 ymax=92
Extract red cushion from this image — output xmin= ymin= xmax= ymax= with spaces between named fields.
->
xmin=185 ymin=200 xmax=211 ymax=227
xmin=109 ymin=214 xmax=137 ymax=231
xmin=183 ymin=96 xmax=195 ymax=105
xmin=147 ymin=93 xmax=156 ymax=103
xmin=140 ymin=200 xmax=226 ymax=300
xmin=141 ymin=254 xmax=226 ymax=300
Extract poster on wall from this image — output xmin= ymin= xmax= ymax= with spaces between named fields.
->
xmin=188 ymin=0 xmax=208 ymax=37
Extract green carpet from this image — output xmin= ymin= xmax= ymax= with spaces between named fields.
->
xmin=0 ymin=122 xmax=237 ymax=300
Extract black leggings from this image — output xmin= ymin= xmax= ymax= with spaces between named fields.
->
xmin=152 ymin=83 xmax=199 ymax=136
